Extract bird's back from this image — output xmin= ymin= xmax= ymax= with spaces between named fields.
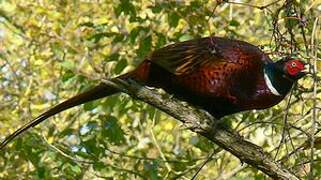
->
xmin=131 ymin=37 xmax=280 ymax=118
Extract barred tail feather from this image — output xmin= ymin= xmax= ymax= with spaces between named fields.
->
xmin=0 ymin=80 xmax=120 ymax=150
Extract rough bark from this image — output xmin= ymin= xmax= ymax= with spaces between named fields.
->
xmin=103 ymin=78 xmax=299 ymax=180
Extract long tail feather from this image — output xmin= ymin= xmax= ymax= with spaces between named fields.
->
xmin=0 ymin=82 xmax=120 ymax=149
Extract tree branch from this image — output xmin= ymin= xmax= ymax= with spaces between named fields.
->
xmin=102 ymin=78 xmax=299 ymax=180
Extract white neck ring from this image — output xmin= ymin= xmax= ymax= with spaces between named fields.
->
xmin=264 ymin=70 xmax=282 ymax=96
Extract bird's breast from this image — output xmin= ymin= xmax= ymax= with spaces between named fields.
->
xmin=132 ymin=59 xmax=284 ymax=118
xmin=239 ymin=75 xmax=285 ymax=110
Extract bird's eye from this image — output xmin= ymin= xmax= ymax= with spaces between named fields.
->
xmin=291 ymin=62 xmax=297 ymax=67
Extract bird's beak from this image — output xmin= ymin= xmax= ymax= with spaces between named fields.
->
xmin=295 ymin=63 xmax=311 ymax=79
xmin=302 ymin=63 xmax=311 ymax=74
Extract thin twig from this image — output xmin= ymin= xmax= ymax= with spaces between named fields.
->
xmin=274 ymin=88 xmax=294 ymax=160
xmin=226 ymin=0 xmax=282 ymax=11
xmin=191 ymin=149 xmax=217 ymax=180
xmin=308 ymin=17 xmax=319 ymax=180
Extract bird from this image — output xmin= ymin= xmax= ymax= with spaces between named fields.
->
xmin=0 ymin=36 xmax=308 ymax=149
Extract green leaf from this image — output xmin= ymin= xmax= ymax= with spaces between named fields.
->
xmin=105 ymin=53 xmax=120 ymax=62
xmin=168 ymin=12 xmax=180 ymax=27
xmin=115 ymin=0 xmax=136 ymax=17
xmin=37 ymin=166 xmax=45 ymax=178
xmin=229 ymin=19 xmax=240 ymax=27
xmin=155 ymin=33 xmax=166 ymax=48
xmin=137 ymin=35 xmax=152 ymax=58
xmin=255 ymin=174 xmax=265 ymax=180
xmin=129 ymin=26 xmax=148 ymax=44
xmin=70 ymin=165 xmax=82 ymax=174
xmin=61 ymin=70 xmax=75 ymax=82
xmin=89 ymin=32 xmax=114 ymax=43
xmin=285 ymin=17 xmax=299 ymax=29
xmin=114 ymin=58 xmax=128 ymax=74
xmin=60 ymin=60 xmax=75 ymax=70
xmin=93 ymin=161 xmax=105 ymax=171
xmin=83 ymin=101 xmax=99 ymax=111
xmin=78 ymin=22 xmax=95 ymax=28
xmin=112 ymin=33 xmax=125 ymax=43
xmin=82 ymin=137 xmax=101 ymax=156
xmin=102 ymin=115 xmax=125 ymax=145
xmin=144 ymin=161 xmax=159 ymax=180
xmin=179 ymin=34 xmax=193 ymax=42
xmin=151 ymin=4 xmax=162 ymax=13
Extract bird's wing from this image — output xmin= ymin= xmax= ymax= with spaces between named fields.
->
xmin=149 ymin=37 xmax=270 ymax=75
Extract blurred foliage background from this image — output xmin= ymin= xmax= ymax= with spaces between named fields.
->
xmin=0 ymin=0 xmax=320 ymax=179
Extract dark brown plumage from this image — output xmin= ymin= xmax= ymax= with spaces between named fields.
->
xmin=130 ymin=37 xmax=305 ymax=117
xmin=0 ymin=36 xmax=307 ymax=149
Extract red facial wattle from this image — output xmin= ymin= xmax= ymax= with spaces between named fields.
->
xmin=286 ymin=60 xmax=305 ymax=76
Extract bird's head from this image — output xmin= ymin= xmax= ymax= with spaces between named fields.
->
xmin=274 ymin=57 xmax=309 ymax=81
xmin=264 ymin=57 xmax=308 ymax=96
